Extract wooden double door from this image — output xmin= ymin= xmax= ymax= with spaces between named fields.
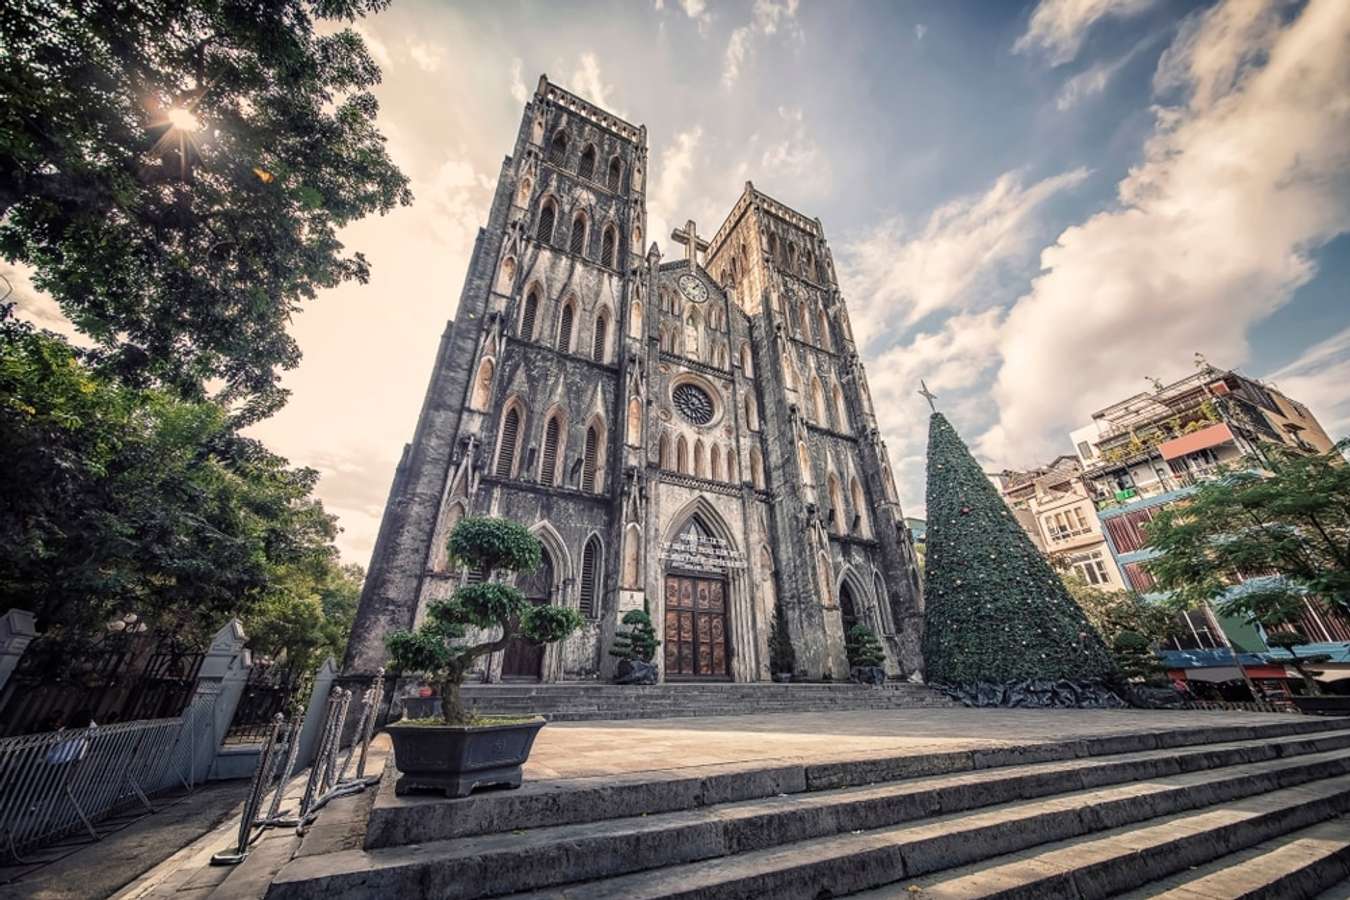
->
xmin=664 ymin=574 xmax=730 ymax=679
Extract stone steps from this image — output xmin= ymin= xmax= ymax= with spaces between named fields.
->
xmin=454 ymin=682 xmax=955 ymax=721
xmin=264 ymin=718 xmax=1350 ymax=899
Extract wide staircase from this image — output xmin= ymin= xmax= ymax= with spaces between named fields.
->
xmin=459 ymin=681 xmax=955 ymax=721
xmin=269 ymin=716 xmax=1350 ymax=899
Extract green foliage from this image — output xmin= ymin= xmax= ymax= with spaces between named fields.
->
xmin=769 ymin=598 xmax=796 ymax=674
xmin=0 ymin=322 xmax=356 ymax=665
xmin=384 ymin=517 xmax=581 ymax=724
xmin=1111 ymin=631 xmax=1163 ymax=682
xmin=921 ymin=413 xmax=1117 ymax=685
xmin=448 ymin=517 xmax=542 ymax=575
xmin=0 ymin=0 xmax=411 ymax=413
xmin=1061 ymin=575 xmax=1174 ymax=649
xmin=1144 ymin=443 xmax=1350 ymax=623
xmin=609 ymin=609 xmax=660 ymax=663
xmin=845 ymin=624 xmax=885 ymax=668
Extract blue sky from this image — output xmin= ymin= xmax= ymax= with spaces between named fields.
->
xmin=18 ymin=0 xmax=1345 ymax=565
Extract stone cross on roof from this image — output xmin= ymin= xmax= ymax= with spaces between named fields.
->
xmin=671 ymin=219 xmax=709 ymax=265
xmin=918 ymin=379 xmax=938 ymax=412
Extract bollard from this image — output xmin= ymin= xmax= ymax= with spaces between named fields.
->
xmin=210 ymin=714 xmax=283 ymax=865
xmin=258 ymin=719 xmax=302 ymax=827
xmin=286 ymin=687 xmax=345 ymax=828
xmin=355 ymin=668 xmax=386 ymax=782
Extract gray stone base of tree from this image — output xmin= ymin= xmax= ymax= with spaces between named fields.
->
xmin=613 ymin=659 xmax=658 ymax=685
xmin=937 ymin=679 xmax=1127 ymax=708
xmin=850 ymin=665 xmax=887 ymax=686
xmin=1123 ymin=683 xmax=1187 ymax=709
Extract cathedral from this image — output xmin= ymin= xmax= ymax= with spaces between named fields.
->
xmin=344 ymin=76 xmax=924 ymax=684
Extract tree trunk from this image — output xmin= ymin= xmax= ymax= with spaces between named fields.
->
xmin=440 ymin=678 xmax=468 ymax=724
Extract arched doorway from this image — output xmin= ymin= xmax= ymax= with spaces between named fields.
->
xmin=502 ymin=548 xmax=553 ymax=680
xmin=663 ymin=517 xmax=731 ymax=679
xmin=839 ymin=580 xmax=860 ymax=636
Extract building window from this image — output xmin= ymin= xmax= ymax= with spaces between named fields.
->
xmin=592 ymin=311 xmax=609 ymax=362
xmin=1068 ymin=550 xmax=1109 ymax=586
xmin=1104 ymin=507 xmax=1160 ymax=554
xmin=495 ymin=405 xmax=522 ymax=478
xmin=539 ymin=413 xmax=563 ymax=486
xmin=569 ymin=213 xmax=587 ymax=256
xmin=600 ymin=225 xmax=617 ymax=267
xmin=580 ymin=536 xmax=600 ymax=617
xmin=582 ymin=425 xmax=601 ymax=492
xmin=519 ymin=289 xmax=540 ymax=341
xmin=607 ymin=157 xmax=622 ymax=192
xmin=557 ymin=299 xmax=575 ymax=351
xmin=535 ymin=199 xmax=556 ymax=244
xmin=547 ymin=130 xmax=567 ymax=166
xmin=577 ymin=144 xmax=596 ymax=180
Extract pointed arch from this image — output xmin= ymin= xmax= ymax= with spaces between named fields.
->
xmin=662 ymin=495 xmax=742 ymax=554
xmin=626 ymin=395 xmax=642 ymax=447
xmin=516 ymin=176 xmax=532 ymax=208
xmin=519 ymin=286 xmax=541 ymax=340
xmin=592 ymin=307 xmax=611 ymax=362
xmin=818 ymin=309 xmax=832 ymax=350
xmin=629 ymin=299 xmax=644 ymax=339
xmin=621 ymin=523 xmax=641 ymax=588
xmin=469 ymin=357 xmax=494 ymax=410
xmin=535 ymin=196 xmax=557 ymax=244
xmin=556 ymin=295 xmax=576 ymax=352
xmin=710 ymin=444 xmax=722 ymax=481
xmin=799 ymin=302 xmax=813 ymax=342
xmin=568 ymin=211 xmax=588 ymax=256
xmin=833 ymin=383 xmax=849 ymax=432
xmin=750 ymin=447 xmax=765 ymax=489
xmin=577 ymin=144 xmax=596 ymax=180
xmin=433 ymin=500 xmax=467 ymax=573
xmin=693 ymin=438 xmax=706 ymax=479
xmin=873 ymin=569 xmax=896 ymax=635
xmin=497 ymin=255 xmax=516 ymax=294
xmin=547 ymin=129 xmax=568 ymax=166
xmin=632 ymin=224 xmax=643 ymax=254
xmin=739 ymin=342 xmax=753 ymax=377
xmin=600 ymin=224 xmax=618 ymax=267
xmin=827 ymin=472 xmax=846 ymax=534
xmin=797 ymin=440 xmax=813 ymax=484
xmin=657 ymin=430 xmax=671 ymax=469
xmin=810 ymin=375 xmax=826 ymax=423
xmin=851 ymin=477 xmax=871 ymax=537
xmin=527 ymin=520 xmax=571 ymax=601
xmin=582 ymin=418 xmax=604 ymax=492
xmin=539 ymin=408 xmax=566 ymax=486
xmin=579 ymin=534 xmax=602 ymax=617
xmin=726 ymin=449 xmax=738 ymax=484
xmin=607 ymin=156 xmax=623 ymax=192
xmin=744 ymin=394 xmax=759 ymax=431
xmin=494 ymin=398 xmax=527 ymax=479
xmin=676 ymin=435 xmax=689 ymax=474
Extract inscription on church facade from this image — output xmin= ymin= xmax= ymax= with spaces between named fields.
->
xmin=659 ymin=535 xmax=747 ymax=572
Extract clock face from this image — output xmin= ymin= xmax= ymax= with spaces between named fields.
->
xmin=677 ymin=274 xmax=708 ymax=304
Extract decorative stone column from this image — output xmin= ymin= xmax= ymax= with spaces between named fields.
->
xmin=0 ymin=609 xmax=37 ymax=696
xmin=183 ymin=620 xmax=251 ymax=781
xmin=297 ymin=657 xmax=338 ymax=767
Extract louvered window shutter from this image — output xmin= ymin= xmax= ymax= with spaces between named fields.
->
xmin=496 ymin=408 xmax=520 ymax=477
xmin=580 ymin=539 xmax=599 ymax=617
xmin=569 ymin=218 xmax=586 ymax=256
xmin=592 ymin=316 xmax=607 ymax=362
xmin=520 ymin=292 xmax=538 ymax=340
xmin=582 ymin=427 xmax=598 ymax=492
xmin=601 ymin=229 xmax=616 ymax=267
xmin=558 ymin=304 xmax=574 ymax=351
xmin=536 ymin=204 xmax=554 ymax=243
xmin=541 ymin=417 xmax=560 ymax=486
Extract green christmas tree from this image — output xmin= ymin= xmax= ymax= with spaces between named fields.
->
xmin=921 ymin=413 xmax=1116 ymax=686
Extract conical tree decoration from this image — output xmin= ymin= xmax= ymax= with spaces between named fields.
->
xmin=921 ymin=413 xmax=1116 ymax=685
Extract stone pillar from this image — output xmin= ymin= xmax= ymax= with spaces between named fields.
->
xmin=0 ymin=609 xmax=37 ymax=696
xmin=183 ymin=620 xmax=251 ymax=782
xmin=297 ymin=657 xmax=339 ymax=767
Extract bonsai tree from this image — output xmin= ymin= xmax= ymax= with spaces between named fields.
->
xmin=384 ymin=517 xmax=583 ymax=724
xmin=1111 ymin=631 xmax=1164 ymax=683
xmin=609 ymin=609 xmax=660 ymax=663
xmin=1265 ymin=629 xmax=1329 ymax=696
xmin=845 ymin=624 xmax=885 ymax=669
xmin=768 ymin=598 xmax=796 ymax=678
xmin=921 ymin=413 xmax=1117 ymax=687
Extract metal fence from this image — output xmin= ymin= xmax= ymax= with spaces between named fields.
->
xmin=0 ymin=694 xmax=212 ymax=862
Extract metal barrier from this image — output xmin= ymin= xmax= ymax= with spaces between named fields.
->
xmin=0 ymin=695 xmax=209 ymax=862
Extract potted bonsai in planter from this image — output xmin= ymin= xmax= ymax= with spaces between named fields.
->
xmin=769 ymin=599 xmax=796 ymax=683
xmin=384 ymin=516 xmax=582 ymax=797
xmin=846 ymin=624 xmax=887 ymax=686
xmin=610 ymin=609 xmax=660 ymax=684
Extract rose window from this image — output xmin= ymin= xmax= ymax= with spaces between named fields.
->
xmin=673 ymin=383 xmax=714 ymax=425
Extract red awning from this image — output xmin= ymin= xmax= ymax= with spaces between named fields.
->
xmin=1158 ymin=423 xmax=1235 ymax=461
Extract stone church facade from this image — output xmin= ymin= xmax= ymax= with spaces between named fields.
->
xmin=344 ymin=76 xmax=924 ymax=684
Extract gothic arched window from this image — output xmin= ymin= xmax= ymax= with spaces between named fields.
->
xmin=536 ymin=198 xmax=557 ymax=244
xmin=495 ymin=403 xmax=524 ymax=478
xmin=811 ymin=376 xmax=826 ymax=423
xmin=676 ymin=435 xmax=689 ymax=474
xmin=540 ymin=412 xmax=563 ymax=486
xmin=582 ymin=423 xmax=601 ymax=492
xmin=750 ymin=447 xmax=765 ymax=489
xmin=578 ymin=144 xmax=596 ymax=180
xmin=851 ymin=477 xmax=870 ymax=537
xmin=658 ymin=431 xmax=671 ymax=469
xmin=726 ymin=449 xmax=737 ymax=483
xmin=580 ymin=536 xmax=601 ymax=617
xmin=629 ymin=299 xmax=643 ymax=339
xmin=828 ymin=473 xmax=845 ymax=534
xmin=607 ymin=157 xmax=622 ymax=192
xmin=710 ymin=444 xmax=722 ymax=481
xmin=693 ymin=439 xmax=706 ymax=479
xmin=592 ymin=309 xmax=609 ymax=362
xmin=833 ymin=384 xmax=849 ymax=432
xmin=740 ymin=342 xmax=753 ymax=377
xmin=469 ymin=358 xmax=493 ymax=411
xmin=819 ymin=309 xmax=831 ymax=350
xmin=569 ymin=213 xmax=588 ymax=256
xmin=557 ymin=297 xmax=576 ymax=352
xmin=519 ymin=288 xmax=540 ymax=341
xmin=601 ymin=225 xmax=617 ymax=268
xmin=547 ymin=130 xmax=567 ymax=166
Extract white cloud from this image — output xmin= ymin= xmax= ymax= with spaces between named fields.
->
xmin=759 ymin=106 xmax=830 ymax=195
xmin=509 ymin=58 xmax=529 ymax=104
xmin=570 ymin=52 xmax=618 ymax=112
xmin=915 ymin=24 xmax=928 ymax=42
xmin=1055 ymin=59 xmax=1115 ymax=110
xmin=679 ymin=0 xmax=711 ymax=31
xmin=648 ymin=127 xmax=705 ymax=257
xmin=838 ymin=167 xmax=1090 ymax=346
xmin=1014 ymin=0 xmax=1158 ymax=65
xmin=981 ymin=0 xmax=1350 ymax=465
xmin=352 ymin=24 xmax=393 ymax=70
xmin=1265 ymin=327 xmax=1350 ymax=440
xmin=406 ymin=39 xmax=445 ymax=72
xmin=721 ymin=0 xmax=802 ymax=88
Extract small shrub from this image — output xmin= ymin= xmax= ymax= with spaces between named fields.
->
xmin=845 ymin=624 xmax=885 ymax=669
xmin=609 ymin=609 xmax=660 ymax=663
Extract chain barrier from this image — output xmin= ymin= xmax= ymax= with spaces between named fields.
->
xmin=210 ymin=714 xmax=284 ymax=865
